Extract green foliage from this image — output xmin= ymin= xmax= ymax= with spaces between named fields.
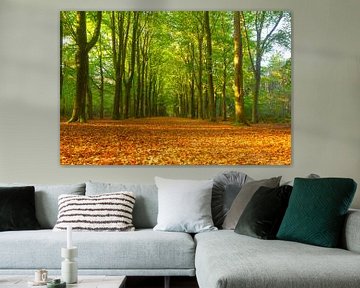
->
xmin=61 ymin=10 xmax=291 ymax=123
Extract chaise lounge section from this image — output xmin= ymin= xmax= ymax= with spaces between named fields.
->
xmin=195 ymin=215 xmax=360 ymax=288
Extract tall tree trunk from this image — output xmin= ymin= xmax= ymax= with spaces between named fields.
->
xmin=140 ymin=34 xmax=146 ymax=118
xmin=111 ymin=12 xmax=123 ymax=120
xmin=148 ymin=75 xmax=153 ymax=116
xmin=124 ymin=12 xmax=139 ymax=119
xmin=197 ymin=32 xmax=204 ymax=119
xmin=204 ymin=11 xmax=216 ymax=122
xmin=222 ymin=60 xmax=227 ymax=121
xmin=68 ymin=12 xmax=87 ymax=123
xmin=140 ymin=59 xmax=145 ymax=118
xmin=144 ymin=64 xmax=148 ymax=117
xmin=233 ymin=11 xmax=247 ymax=124
xmin=243 ymin=11 xmax=283 ymax=123
xmin=252 ymin=57 xmax=261 ymax=123
xmin=190 ymin=43 xmax=196 ymax=119
xmin=68 ymin=11 xmax=102 ymax=123
xmin=60 ymin=12 xmax=65 ymax=118
xmin=135 ymin=37 xmax=141 ymax=118
xmin=98 ymin=33 xmax=104 ymax=119
xmin=86 ymin=64 xmax=93 ymax=120
xmin=252 ymin=22 xmax=262 ymax=124
xmin=190 ymin=77 xmax=195 ymax=119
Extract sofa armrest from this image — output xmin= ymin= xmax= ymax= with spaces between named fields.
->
xmin=342 ymin=209 xmax=360 ymax=253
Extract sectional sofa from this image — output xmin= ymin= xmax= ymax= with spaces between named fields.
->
xmin=0 ymin=175 xmax=359 ymax=288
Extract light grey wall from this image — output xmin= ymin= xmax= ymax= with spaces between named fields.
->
xmin=0 ymin=0 xmax=359 ymax=208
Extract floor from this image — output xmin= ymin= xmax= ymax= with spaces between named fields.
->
xmin=126 ymin=276 xmax=199 ymax=288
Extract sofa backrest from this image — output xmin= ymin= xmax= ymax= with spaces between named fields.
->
xmin=86 ymin=181 xmax=158 ymax=229
xmin=0 ymin=183 xmax=86 ymax=229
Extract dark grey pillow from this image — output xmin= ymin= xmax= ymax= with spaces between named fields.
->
xmin=212 ymin=171 xmax=249 ymax=228
xmin=223 ymin=176 xmax=282 ymax=230
xmin=0 ymin=186 xmax=41 ymax=231
xmin=235 ymin=185 xmax=292 ymax=239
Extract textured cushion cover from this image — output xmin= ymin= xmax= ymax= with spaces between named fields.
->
xmin=235 ymin=185 xmax=292 ymax=239
xmin=53 ymin=192 xmax=136 ymax=231
xmin=212 ymin=171 xmax=249 ymax=228
xmin=0 ymin=183 xmax=86 ymax=228
xmin=154 ymin=177 xmax=216 ymax=233
xmin=277 ymin=178 xmax=357 ymax=247
xmin=222 ymin=176 xmax=281 ymax=229
xmin=0 ymin=186 xmax=40 ymax=231
xmin=86 ymin=181 xmax=157 ymax=229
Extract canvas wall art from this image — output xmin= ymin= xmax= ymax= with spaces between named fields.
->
xmin=60 ymin=11 xmax=291 ymax=165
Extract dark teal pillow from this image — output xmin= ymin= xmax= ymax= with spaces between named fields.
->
xmin=276 ymin=178 xmax=357 ymax=247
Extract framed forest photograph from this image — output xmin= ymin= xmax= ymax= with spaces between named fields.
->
xmin=60 ymin=11 xmax=292 ymax=165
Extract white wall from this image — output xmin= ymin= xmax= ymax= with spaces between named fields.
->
xmin=0 ymin=0 xmax=359 ymax=208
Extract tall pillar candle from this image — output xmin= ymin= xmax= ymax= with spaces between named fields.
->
xmin=67 ymin=225 xmax=72 ymax=249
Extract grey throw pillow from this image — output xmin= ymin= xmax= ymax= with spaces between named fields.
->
xmin=153 ymin=177 xmax=217 ymax=233
xmin=222 ymin=177 xmax=281 ymax=230
xmin=212 ymin=171 xmax=249 ymax=228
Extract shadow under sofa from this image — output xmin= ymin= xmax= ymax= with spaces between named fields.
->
xmin=0 ymin=181 xmax=360 ymax=288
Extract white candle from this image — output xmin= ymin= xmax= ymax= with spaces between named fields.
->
xmin=67 ymin=225 xmax=72 ymax=249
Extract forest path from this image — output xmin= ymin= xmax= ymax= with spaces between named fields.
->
xmin=60 ymin=117 xmax=291 ymax=165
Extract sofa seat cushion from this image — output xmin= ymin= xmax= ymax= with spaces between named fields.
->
xmin=0 ymin=229 xmax=195 ymax=271
xmin=195 ymin=230 xmax=360 ymax=288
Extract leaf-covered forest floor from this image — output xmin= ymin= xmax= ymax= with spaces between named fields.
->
xmin=60 ymin=117 xmax=291 ymax=165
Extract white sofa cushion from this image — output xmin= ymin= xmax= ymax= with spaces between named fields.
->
xmin=153 ymin=177 xmax=216 ymax=233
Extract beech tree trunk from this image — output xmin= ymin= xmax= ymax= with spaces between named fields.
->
xmin=124 ymin=12 xmax=139 ymax=119
xmin=197 ymin=30 xmax=204 ymax=119
xmin=204 ymin=11 xmax=216 ymax=122
xmin=60 ymin=12 xmax=65 ymax=118
xmin=233 ymin=11 xmax=247 ymax=124
xmin=68 ymin=11 xmax=102 ymax=123
xmin=98 ymin=33 xmax=104 ymax=119
xmin=68 ymin=12 xmax=87 ymax=123
xmin=111 ymin=12 xmax=125 ymax=120
xmin=243 ymin=11 xmax=283 ymax=123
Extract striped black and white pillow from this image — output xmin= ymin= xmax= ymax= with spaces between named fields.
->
xmin=53 ymin=192 xmax=136 ymax=231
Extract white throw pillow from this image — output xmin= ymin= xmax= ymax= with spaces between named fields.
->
xmin=53 ymin=192 xmax=135 ymax=232
xmin=153 ymin=177 xmax=217 ymax=233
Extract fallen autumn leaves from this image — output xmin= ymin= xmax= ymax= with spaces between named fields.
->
xmin=60 ymin=117 xmax=291 ymax=165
